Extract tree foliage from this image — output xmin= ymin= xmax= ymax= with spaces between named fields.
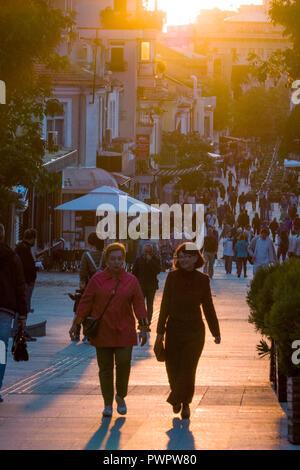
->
xmin=202 ymin=78 xmax=232 ymax=131
xmin=249 ymin=0 xmax=300 ymax=81
xmin=0 ymin=0 xmax=73 ymax=215
xmin=156 ymin=131 xmax=214 ymax=191
xmin=231 ymin=85 xmax=290 ymax=143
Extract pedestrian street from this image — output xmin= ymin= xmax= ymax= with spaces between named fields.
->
xmin=0 ymin=266 xmax=298 ymax=451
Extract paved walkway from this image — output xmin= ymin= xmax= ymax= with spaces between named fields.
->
xmin=0 ymin=267 xmax=298 ymax=450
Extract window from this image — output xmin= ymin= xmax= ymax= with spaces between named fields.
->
xmin=46 ymin=102 xmax=67 ymax=147
xmin=141 ymin=41 xmax=151 ymax=61
xmin=109 ymin=47 xmax=126 ymax=71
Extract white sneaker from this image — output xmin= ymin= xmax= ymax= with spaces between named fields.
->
xmin=102 ymin=405 xmax=113 ymax=417
xmin=115 ymin=394 xmax=127 ymax=415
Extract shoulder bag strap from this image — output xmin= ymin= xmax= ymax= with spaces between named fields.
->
xmin=86 ymin=251 xmax=97 ymax=270
xmin=98 ymin=279 xmax=121 ymax=322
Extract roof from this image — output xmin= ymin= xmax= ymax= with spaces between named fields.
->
xmin=43 ymin=150 xmax=79 ymax=173
xmin=35 ymin=64 xmax=108 ymax=88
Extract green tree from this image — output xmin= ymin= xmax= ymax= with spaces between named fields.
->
xmin=249 ymin=0 xmax=300 ymax=81
xmin=156 ymin=131 xmax=214 ymax=191
xmin=231 ymin=85 xmax=290 ymax=144
xmin=0 ymin=0 xmax=73 ymax=217
xmin=279 ymin=104 xmax=300 ymax=155
xmin=202 ymin=78 xmax=232 ymax=131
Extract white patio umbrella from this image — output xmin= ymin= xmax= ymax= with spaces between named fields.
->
xmin=284 ymin=159 xmax=300 ymax=168
xmin=55 ymin=185 xmax=160 ymax=213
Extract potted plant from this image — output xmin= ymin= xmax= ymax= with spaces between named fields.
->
xmin=247 ymin=264 xmax=281 ymax=386
xmin=264 ymin=259 xmax=300 ymax=444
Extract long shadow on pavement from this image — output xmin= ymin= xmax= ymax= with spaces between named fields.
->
xmin=18 ymin=341 xmax=95 ymax=412
xmin=166 ymin=418 xmax=195 ymax=450
xmin=84 ymin=417 xmax=126 ymax=450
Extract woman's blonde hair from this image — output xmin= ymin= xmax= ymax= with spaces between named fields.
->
xmin=104 ymin=242 xmax=126 ymax=261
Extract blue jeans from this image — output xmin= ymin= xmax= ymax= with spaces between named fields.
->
xmin=0 ymin=311 xmax=13 ymax=391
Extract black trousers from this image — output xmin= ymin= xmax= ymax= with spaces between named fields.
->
xmin=96 ymin=347 xmax=133 ymax=406
xmin=142 ymin=286 xmax=156 ymax=325
xmin=165 ymin=327 xmax=205 ymax=405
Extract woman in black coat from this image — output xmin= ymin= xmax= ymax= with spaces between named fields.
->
xmin=154 ymin=242 xmax=221 ymax=420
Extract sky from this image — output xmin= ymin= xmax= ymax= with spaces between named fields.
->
xmin=147 ymin=0 xmax=264 ymax=25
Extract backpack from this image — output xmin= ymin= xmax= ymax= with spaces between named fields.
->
xmin=86 ymin=251 xmax=104 ymax=275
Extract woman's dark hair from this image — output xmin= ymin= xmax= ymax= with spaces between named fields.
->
xmin=88 ymin=232 xmax=104 ymax=251
xmin=173 ymin=242 xmax=205 ymax=269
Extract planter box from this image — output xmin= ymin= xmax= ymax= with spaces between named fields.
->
xmin=287 ymin=377 xmax=300 ymax=445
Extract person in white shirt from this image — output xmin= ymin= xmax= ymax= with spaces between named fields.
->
xmin=206 ymin=212 xmax=217 ymax=230
xmin=223 ymin=231 xmax=235 ymax=274
xmin=288 ymin=230 xmax=298 ymax=258
xmin=248 ymin=228 xmax=277 ymax=276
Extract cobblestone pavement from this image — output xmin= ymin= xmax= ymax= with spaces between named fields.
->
xmin=0 ymin=266 xmax=298 ymax=451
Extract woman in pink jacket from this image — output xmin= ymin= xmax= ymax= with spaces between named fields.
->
xmin=70 ymin=243 xmax=148 ymax=418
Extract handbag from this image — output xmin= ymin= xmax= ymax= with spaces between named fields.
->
xmin=153 ymin=338 xmax=166 ymax=362
xmin=82 ymin=279 xmax=121 ymax=340
xmin=11 ymin=329 xmax=29 ymax=362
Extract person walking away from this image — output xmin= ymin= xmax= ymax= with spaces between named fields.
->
xmin=69 ymin=232 xmax=105 ymax=343
xmin=154 ymin=242 xmax=221 ymax=420
xmin=269 ymin=218 xmax=279 ymax=243
xmin=132 ymin=244 xmax=161 ymax=331
xmin=217 ymin=204 xmax=225 ymax=230
xmin=223 ymin=231 xmax=234 ymax=274
xmin=205 ymin=211 xmax=217 ymax=231
xmin=238 ymin=192 xmax=247 ymax=212
xmin=277 ymin=230 xmax=289 ymax=263
xmin=237 ymin=209 xmax=250 ymax=230
xmin=248 ymin=228 xmax=277 ymax=276
xmin=203 ymin=229 xmax=218 ymax=279
xmin=70 ymin=243 xmax=148 ymax=418
xmin=15 ymin=229 xmax=38 ymax=341
xmin=252 ymin=213 xmax=261 ymax=236
xmin=234 ymin=233 xmax=248 ymax=278
xmin=0 ymin=224 xmax=28 ymax=403
xmin=288 ymin=230 xmax=298 ymax=259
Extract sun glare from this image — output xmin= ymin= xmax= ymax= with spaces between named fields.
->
xmin=148 ymin=0 xmax=264 ymax=25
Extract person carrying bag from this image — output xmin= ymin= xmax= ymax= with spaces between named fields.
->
xmin=69 ymin=243 xmax=148 ymax=418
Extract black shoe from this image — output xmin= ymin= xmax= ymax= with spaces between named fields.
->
xmin=0 ymin=395 xmax=3 ymax=403
xmin=172 ymin=403 xmax=181 ymax=414
xmin=181 ymin=403 xmax=190 ymax=420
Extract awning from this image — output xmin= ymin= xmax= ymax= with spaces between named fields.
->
xmin=112 ymin=172 xmax=132 ymax=186
xmin=284 ymin=158 xmax=300 ymax=168
xmin=151 ymin=164 xmax=203 ymax=177
xmin=43 ymin=150 xmax=78 ymax=173
xmin=55 ymin=185 xmax=160 ymax=213
xmin=62 ymin=167 xmax=118 ymax=194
